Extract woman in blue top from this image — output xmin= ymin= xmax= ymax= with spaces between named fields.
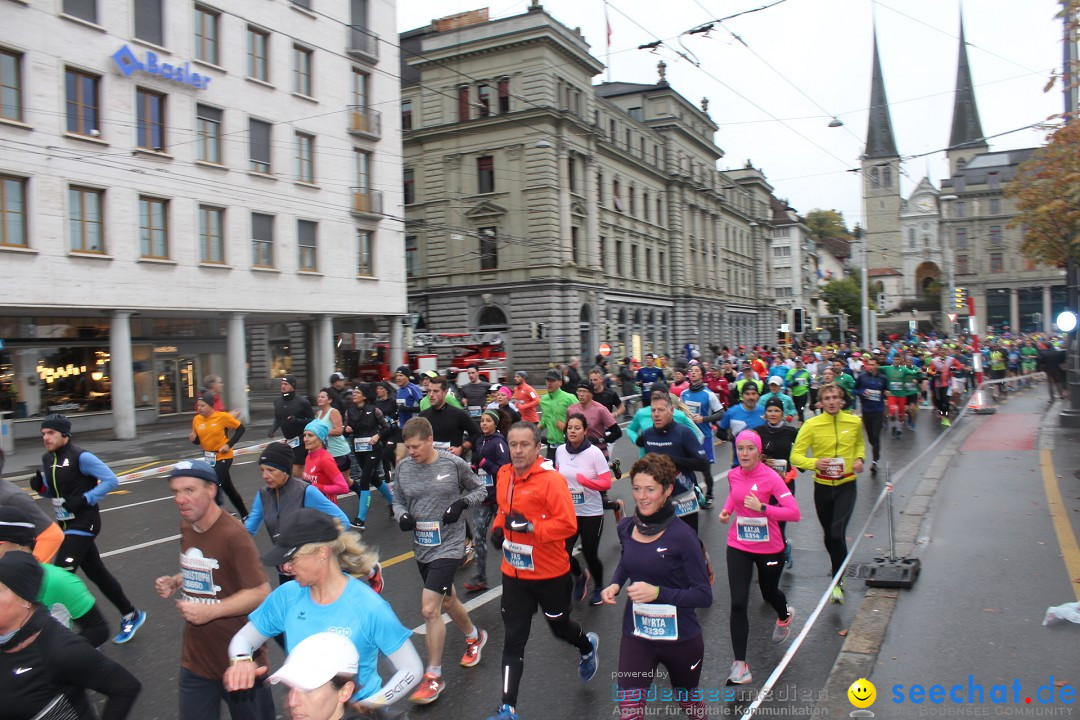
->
xmin=224 ymin=510 xmax=423 ymax=713
xmin=601 ymin=453 xmax=712 ymax=719
xmin=716 ymin=382 xmax=766 ymax=467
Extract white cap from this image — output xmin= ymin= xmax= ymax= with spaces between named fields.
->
xmin=268 ymin=632 xmax=358 ymax=691
xmin=768 ymin=376 xmax=784 ymax=386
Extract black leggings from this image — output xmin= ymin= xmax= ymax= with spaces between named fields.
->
xmin=793 ymin=393 xmax=808 ymax=423
xmin=213 ymin=459 xmax=248 ymax=517
xmin=350 ymin=451 xmax=384 ymax=492
xmin=726 ymin=545 xmax=788 ymax=661
xmin=55 ymin=534 xmax=135 ymax=617
xmin=933 ymin=385 xmax=952 ymax=418
xmin=565 ymin=514 xmax=604 ymax=586
xmin=616 ymin=633 xmax=708 ymax=719
xmin=862 ymin=412 xmax=883 ymax=463
xmin=813 ymin=481 xmax=857 ymax=577
xmin=500 ymin=573 xmax=593 ymax=707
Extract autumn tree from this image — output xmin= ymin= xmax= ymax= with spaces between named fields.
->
xmin=819 ymin=276 xmax=875 ymax=328
xmin=805 ymin=209 xmax=855 ymax=245
xmin=1007 ymin=121 xmax=1080 ymax=267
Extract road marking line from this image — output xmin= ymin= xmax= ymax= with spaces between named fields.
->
xmin=1040 ymin=447 xmax=1080 ymax=602
xmin=100 ymin=496 xmax=174 ymax=513
xmin=412 ymin=586 xmax=504 ymax=635
xmin=100 ymin=534 xmax=181 ymax=557
xmin=380 ymin=550 xmax=415 ymax=569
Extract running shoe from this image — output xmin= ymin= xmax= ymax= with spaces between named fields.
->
xmin=464 ymin=578 xmax=488 ymax=593
xmin=409 ymin=673 xmax=445 ymax=704
xmin=783 ymin=541 xmax=793 ymax=569
xmin=588 ymin=589 xmax=604 ymax=606
xmin=610 ymin=457 xmax=622 ymax=480
xmin=573 ymin=569 xmax=591 ymax=603
xmin=907 ymin=419 xmax=916 ymax=431
xmin=112 ymin=609 xmax=147 ymax=644
xmin=612 ymin=498 xmax=625 ymax=523
xmin=830 ymin=585 xmax=845 ymax=605
xmin=484 ymin=704 xmax=519 ymax=720
xmin=368 ymin=563 xmax=384 ymax=594
xmin=578 ymin=632 xmax=600 ymax=681
xmin=388 ymin=505 xmax=395 ymax=522
xmin=772 ymin=606 xmax=795 ymax=643
xmin=940 ymin=417 xmax=951 ymax=428
xmin=700 ymin=493 xmax=714 ymax=510
xmin=870 ymin=461 xmax=878 ymax=475
xmin=727 ymin=660 xmax=752 ymax=685
xmin=462 ymin=541 xmax=476 ymax=568
xmin=351 ymin=517 xmax=365 ymax=531
xmin=460 ymin=628 xmax=488 ymax=667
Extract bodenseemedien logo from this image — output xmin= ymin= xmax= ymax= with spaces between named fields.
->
xmin=848 ymin=678 xmax=876 ymax=717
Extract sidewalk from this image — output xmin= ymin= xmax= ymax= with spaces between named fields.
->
xmin=2 ymin=395 xmax=279 ymax=480
xmin=819 ymin=388 xmax=1080 ymax=716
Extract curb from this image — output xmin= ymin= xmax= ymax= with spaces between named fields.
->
xmin=815 ymin=404 xmax=986 ymax=716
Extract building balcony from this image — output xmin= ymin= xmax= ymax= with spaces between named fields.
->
xmin=351 ymin=189 xmax=383 ymax=218
xmin=347 ymin=25 xmax=379 ymax=63
xmin=348 ymin=107 xmax=382 ymax=139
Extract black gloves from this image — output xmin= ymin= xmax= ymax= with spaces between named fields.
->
xmin=506 ymin=511 xmax=534 ymax=534
xmin=397 ymin=512 xmax=417 ymax=531
xmin=63 ymin=493 xmax=89 ymax=515
xmin=30 ymin=471 xmax=45 ymax=495
xmin=635 ymin=434 xmax=645 ymax=448
xmin=442 ymin=499 xmax=469 ymax=524
xmin=490 ymin=527 xmax=505 ymax=550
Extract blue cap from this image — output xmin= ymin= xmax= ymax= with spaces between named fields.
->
xmin=304 ymin=419 xmax=329 ymax=445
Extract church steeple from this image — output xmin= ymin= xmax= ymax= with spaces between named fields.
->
xmin=948 ymin=18 xmax=986 ymax=151
xmin=864 ymin=31 xmax=898 ymax=160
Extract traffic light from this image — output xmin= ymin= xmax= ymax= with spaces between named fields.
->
xmin=529 ymin=322 xmax=544 ymax=340
xmin=953 ymin=287 xmax=967 ymax=310
xmin=793 ymin=308 xmax=805 ymax=334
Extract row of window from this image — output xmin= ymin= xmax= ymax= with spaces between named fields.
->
xmin=955 ymin=252 xmax=1028 ymax=275
xmin=0 ymin=176 xmax=377 ymax=276
xmin=951 ymin=226 xmax=1005 ymax=250
xmin=948 ymin=198 xmax=1002 ymax=218
xmin=455 ymin=79 xmax=511 ymax=123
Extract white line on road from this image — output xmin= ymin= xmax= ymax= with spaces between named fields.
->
xmin=412 ymin=585 xmax=504 ymax=635
xmin=99 ymin=496 xmax=175 ymax=513
xmin=100 ymin=534 xmax=181 ymax=557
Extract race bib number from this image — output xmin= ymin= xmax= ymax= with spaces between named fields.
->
xmin=729 ymin=419 xmax=747 ymax=437
xmin=796 ymin=376 xmax=808 ymax=387
xmin=632 ymin=603 xmax=679 ymax=641
xmin=414 ymin=521 xmax=442 ymax=547
xmin=52 ymin=498 xmax=75 ymax=522
xmin=683 ymin=400 xmax=701 ymax=416
xmin=821 ymin=458 xmax=845 ymax=479
xmin=354 ymin=437 xmax=372 ymax=453
xmin=864 ymin=388 xmax=882 ymax=402
xmin=503 ymin=540 xmax=535 ymax=571
xmin=570 ymin=488 xmax=585 ymax=506
xmin=642 ymin=382 xmax=653 ymax=393
xmin=672 ymin=488 xmax=699 ymax=517
xmin=396 ymin=398 xmax=405 ymax=406
xmin=287 ymin=436 xmax=300 ymax=448
xmin=202 ymin=451 xmax=217 ymax=466
xmin=180 ymin=550 xmax=221 ymax=597
xmin=433 ymin=441 xmax=451 ymax=450
xmin=736 ymin=516 xmax=769 ymax=543
xmin=468 ymin=405 xmax=482 ymax=417
xmin=765 ymin=458 xmax=789 ymax=475
xmin=478 ymin=470 xmax=493 ymax=487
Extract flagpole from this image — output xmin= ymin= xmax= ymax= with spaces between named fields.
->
xmin=604 ymin=0 xmax=612 ymax=82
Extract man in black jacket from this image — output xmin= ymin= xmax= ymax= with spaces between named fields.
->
xmin=269 ymin=375 xmax=315 ymax=478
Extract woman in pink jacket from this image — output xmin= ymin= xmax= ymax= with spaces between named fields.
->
xmin=719 ymin=430 xmax=801 ymax=685
xmin=301 ymin=420 xmax=351 ymax=504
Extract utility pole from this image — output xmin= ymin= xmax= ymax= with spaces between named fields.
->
xmin=1062 ymin=0 xmax=1080 ymax=426
xmin=854 ymin=224 xmax=870 ymax=347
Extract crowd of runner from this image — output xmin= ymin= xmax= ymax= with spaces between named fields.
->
xmin=0 ymin=330 xmax=1069 ymax=720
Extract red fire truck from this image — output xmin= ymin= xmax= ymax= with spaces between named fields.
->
xmin=338 ymin=332 xmax=507 ymax=382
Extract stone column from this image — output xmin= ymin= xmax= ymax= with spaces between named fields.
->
xmin=110 ymin=311 xmax=136 ymax=440
xmin=1043 ymin=286 xmax=1053 ymax=334
xmin=1009 ymin=288 xmax=1020 ymax=333
xmin=389 ymin=318 xmax=404 ymax=373
xmin=585 ymin=154 xmax=600 ymax=269
xmin=318 ymin=316 xmax=335 ymax=387
xmin=558 ymin=146 xmax=572 ymax=264
xmin=226 ymin=313 xmax=249 ymax=422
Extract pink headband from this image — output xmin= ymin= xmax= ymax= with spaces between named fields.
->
xmin=735 ymin=430 xmax=762 ymax=453
xmin=497 ymin=386 xmax=513 ymax=399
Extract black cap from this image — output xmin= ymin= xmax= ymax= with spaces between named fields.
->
xmin=395 ymin=365 xmax=411 ymax=377
xmin=196 ymin=391 xmax=215 ymax=408
xmin=575 ymin=381 xmax=594 ymax=394
xmin=168 ymin=460 xmax=219 ymax=485
xmin=544 ymin=369 xmax=562 ymax=381
xmin=764 ymin=397 xmax=785 ymax=412
xmin=0 ymin=551 xmax=43 ymax=604
xmin=41 ymin=413 xmax=71 ymax=436
xmin=282 ymin=375 xmax=299 ymax=390
xmin=329 ymin=372 xmax=347 ymax=383
xmin=260 ymin=509 xmax=340 ymax=567
xmin=0 ymin=506 xmax=37 ymax=545
xmin=259 ymin=443 xmax=294 ymax=475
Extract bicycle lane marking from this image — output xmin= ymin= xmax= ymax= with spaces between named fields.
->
xmin=1040 ymin=447 xmax=1080 ymax=603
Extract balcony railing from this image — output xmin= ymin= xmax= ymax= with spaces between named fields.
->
xmin=351 ymin=188 xmax=383 ymax=217
xmin=347 ymin=25 xmax=379 ymax=63
xmin=348 ymin=106 xmax=382 ymax=139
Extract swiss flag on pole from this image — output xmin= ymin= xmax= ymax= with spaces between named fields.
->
xmin=605 ymin=3 xmax=612 ymax=47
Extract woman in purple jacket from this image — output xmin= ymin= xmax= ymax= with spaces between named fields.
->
xmin=600 ymin=454 xmax=712 ymax=719
xmin=719 ymin=430 xmax=801 ymax=685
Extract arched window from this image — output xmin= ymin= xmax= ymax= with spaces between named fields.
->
xmin=882 ymin=166 xmax=892 ymax=188
xmin=477 ymin=305 xmax=508 ymax=330
xmin=579 ymin=305 xmax=593 ymax=358
xmin=870 ymin=167 xmax=880 ymax=188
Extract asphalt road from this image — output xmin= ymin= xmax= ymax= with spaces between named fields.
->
xmin=42 ymin=405 xmax=959 ymax=719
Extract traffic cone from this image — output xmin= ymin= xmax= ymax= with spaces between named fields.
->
xmin=967 ymin=384 xmax=997 ymax=415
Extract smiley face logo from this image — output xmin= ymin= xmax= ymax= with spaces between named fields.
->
xmin=848 ymin=678 xmax=876 ymax=708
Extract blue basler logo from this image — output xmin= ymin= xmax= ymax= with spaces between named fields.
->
xmin=111 ymin=45 xmax=211 ymax=90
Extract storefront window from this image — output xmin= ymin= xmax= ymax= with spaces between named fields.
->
xmin=0 ymin=346 xmax=113 ymax=417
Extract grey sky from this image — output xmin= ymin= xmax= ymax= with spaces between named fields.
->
xmin=397 ymin=0 xmax=1066 ymax=228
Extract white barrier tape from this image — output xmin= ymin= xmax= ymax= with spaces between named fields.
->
xmin=974 ymin=371 xmax=1046 ymax=386
xmin=114 ymin=440 xmax=277 ymax=483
